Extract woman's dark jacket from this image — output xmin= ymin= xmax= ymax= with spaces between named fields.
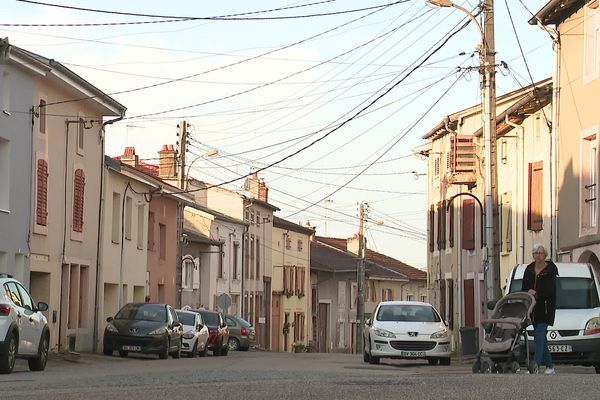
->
xmin=521 ymin=261 xmax=558 ymax=326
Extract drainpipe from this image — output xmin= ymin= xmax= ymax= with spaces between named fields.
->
xmin=505 ymin=115 xmax=525 ymax=267
xmin=93 ymin=114 xmax=124 ymax=353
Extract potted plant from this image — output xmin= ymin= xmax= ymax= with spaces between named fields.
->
xmin=292 ymin=341 xmax=306 ymax=353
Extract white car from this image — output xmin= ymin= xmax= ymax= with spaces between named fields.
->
xmin=176 ymin=309 xmax=209 ymax=357
xmin=0 ymin=274 xmax=49 ymax=374
xmin=363 ymin=301 xmax=451 ymax=365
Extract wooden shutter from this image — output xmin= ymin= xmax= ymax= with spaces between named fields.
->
xmin=428 ymin=205 xmax=435 ymax=252
xmin=447 ymin=279 xmax=454 ymax=330
xmin=283 ymin=266 xmax=288 ymax=295
xmin=36 ymin=159 xmax=48 ymax=226
xmin=462 ymin=199 xmax=475 ymax=250
xmin=528 ymin=161 xmax=543 ymax=231
xmin=464 ymin=278 xmax=475 ymax=327
xmin=448 ymin=201 xmax=454 ymax=248
xmin=72 ymin=169 xmax=85 ymax=232
xmin=437 ymin=202 xmax=443 ymax=250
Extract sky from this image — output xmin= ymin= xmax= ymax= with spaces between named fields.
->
xmin=2 ymin=0 xmax=553 ymax=269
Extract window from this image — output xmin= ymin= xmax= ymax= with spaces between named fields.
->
xmin=36 ymin=159 xmax=48 ymax=226
xmin=297 ymin=239 xmax=303 ymax=252
xmin=581 ymin=128 xmax=598 ymax=236
xmin=250 ymin=235 xmax=255 ymax=279
xmin=112 ymin=192 xmax=121 ymax=243
xmin=159 ymin=223 xmax=166 ymax=260
xmin=244 ymin=235 xmax=249 ymax=280
xmin=15 ymin=283 xmax=33 ymax=310
xmin=233 ymin=241 xmax=239 ymax=279
xmin=448 ymin=201 xmax=454 ymax=248
xmin=137 ymin=204 xmax=145 ymax=249
xmin=293 ymin=312 xmax=305 ymax=342
xmin=437 ymin=201 xmax=446 ymax=250
xmin=0 ymin=137 xmax=10 ymax=211
xmin=501 ymin=192 xmax=513 ymax=252
xmin=584 ymin=1 xmax=600 ymax=83
xmin=285 ymin=233 xmax=291 ymax=250
xmin=428 ymin=205 xmax=435 ymax=252
xmin=182 ymin=259 xmax=194 ymax=289
xmin=39 ymin=99 xmax=46 ymax=134
xmin=218 ymin=244 xmax=224 ymax=278
xmin=125 ymin=196 xmax=132 ymax=240
xmin=462 ymin=199 xmax=475 ymax=250
xmin=420 ymin=294 xmax=427 ymax=303
xmin=528 ymin=161 xmax=543 ymax=231
xmin=434 ymin=156 xmax=440 ymax=179
xmin=406 ymin=294 xmax=415 ymax=301
xmin=255 ymin=237 xmax=260 ymax=278
xmin=381 ymin=288 xmax=393 ymax=301
xmin=72 ymin=169 xmax=85 ymax=232
xmin=77 ymin=117 xmax=85 ymax=154
xmin=147 ymin=211 xmax=155 ymax=250
xmin=251 ymin=212 xmax=255 ymax=225
xmin=449 ymin=135 xmax=476 ymax=173
xmin=294 ymin=267 xmax=305 ymax=296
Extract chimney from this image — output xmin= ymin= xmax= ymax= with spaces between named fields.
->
xmin=258 ymin=178 xmax=268 ymax=202
xmin=245 ymin=172 xmax=260 ymax=199
xmin=121 ymin=146 xmax=139 ymax=168
xmin=346 ymin=234 xmax=360 ymax=255
xmin=159 ymin=144 xmax=177 ymax=179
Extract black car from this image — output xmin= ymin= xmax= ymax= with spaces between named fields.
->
xmin=103 ymin=303 xmax=183 ymax=359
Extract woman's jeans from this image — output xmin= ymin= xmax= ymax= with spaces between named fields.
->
xmin=533 ymin=323 xmax=554 ymax=368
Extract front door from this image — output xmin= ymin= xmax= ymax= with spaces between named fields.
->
xmin=318 ymin=303 xmax=328 ymax=353
xmin=271 ymin=294 xmax=281 ymax=352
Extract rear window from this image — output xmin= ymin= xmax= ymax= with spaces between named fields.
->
xmin=176 ymin=312 xmax=196 ymax=326
xmin=116 ymin=303 xmax=167 ymax=322
xmin=376 ymin=304 xmax=441 ymax=322
xmin=509 ymin=277 xmax=600 ymax=309
xmin=199 ymin=311 xmax=219 ymax=326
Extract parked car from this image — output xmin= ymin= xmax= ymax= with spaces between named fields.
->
xmin=103 ymin=303 xmax=183 ymax=359
xmin=363 ymin=301 xmax=451 ymax=365
xmin=225 ymin=314 xmax=255 ymax=351
xmin=196 ymin=309 xmax=229 ymax=356
xmin=176 ymin=309 xmax=209 ymax=357
xmin=506 ymin=263 xmax=600 ymax=374
xmin=0 ymin=274 xmax=49 ymax=374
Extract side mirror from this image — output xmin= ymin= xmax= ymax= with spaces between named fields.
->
xmin=37 ymin=302 xmax=48 ymax=312
xmin=198 ymin=324 xmax=204 ymax=331
xmin=106 ymin=316 xmax=114 ymax=323
xmin=365 ymin=318 xmax=371 ymax=326
xmin=173 ymin=322 xmax=182 ymax=328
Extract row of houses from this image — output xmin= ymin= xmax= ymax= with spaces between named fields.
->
xmin=0 ymin=37 xmax=427 ymax=355
xmin=415 ymin=0 xmax=600 ymax=353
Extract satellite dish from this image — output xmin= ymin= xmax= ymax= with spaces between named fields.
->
xmin=217 ymin=293 xmax=232 ymax=313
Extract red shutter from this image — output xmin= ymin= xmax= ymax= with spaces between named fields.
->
xmin=36 ymin=159 xmax=48 ymax=226
xmin=462 ymin=199 xmax=475 ymax=250
xmin=436 ymin=202 xmax=442 ymax=250
xmin=72 ymin=169 xmax=85 ymax=232
xmin=528 ymin=161 xmax=543 ymax=231
xmin=448 ymin=201 xmax=454 ymax=248
xmin=428 ymin=205 xmax=435 ymax=252
xmin=464 ymin=278 xmax=475 ymax=327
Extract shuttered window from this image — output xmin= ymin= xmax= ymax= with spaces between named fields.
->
xmin=437 ymin=201 xmax=446 ymax=250
xmin=528 ymin=161 xmax=543 ymax=231
xmin=428 ymin=205 xmax=435 ymax=252
xmin=72 ymin=169 xmax=85 ymax=232
xmin=448 ymin=201 xmax=455 ymax=248
xmin=36 ymin=159 xmax=48 ymax=226
xmin=462 ymin=199 xmax=475 ymax=250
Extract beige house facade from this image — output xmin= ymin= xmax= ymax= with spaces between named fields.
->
xmin=415 ymin=80 xmax=553 ymax=352
xmin=271 ymin=217 xmax=313 ymax=352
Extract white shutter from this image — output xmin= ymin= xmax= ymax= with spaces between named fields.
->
xmin=192 ymin=257 xmax=200 ymax=289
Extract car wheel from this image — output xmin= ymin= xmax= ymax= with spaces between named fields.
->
xmin=0 ymin=331 xmax=17 ymax=374
xmin=189 ymin=340 xmax=198 ymax=358
xmin=595 ymin=364 xmax=600 ymax=374
xmin=439 ymin=357 xmax=451 ymax=366
xmin=428 ymin=358 xmax=439 ymax=365
xmin=228 ymin=337 xmax=240 ymax=351
xmin=118 ymin=350 xmax=128 ymax=358
xmin=367 ymin=337 xmax=379 ymax=365
xmin=481 ymin=360 xmax=492 ymax=373
xmin=159 ymin=339 xmax=169 ymax=360
xmin=28 ymin=332 xmax=49 ymax=372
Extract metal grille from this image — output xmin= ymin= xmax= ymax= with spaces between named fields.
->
xmin=389 ymin=341 xmax=436 ymax=351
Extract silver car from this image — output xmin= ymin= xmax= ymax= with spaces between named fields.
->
xmin=363 ymin=301 xmax=451 ymax=365
xmin=176 ymin=310 xmax=209 ymax=357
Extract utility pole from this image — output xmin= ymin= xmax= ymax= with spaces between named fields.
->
xmin=356 ymin=202 xmax=366 ymax=354
xmin=177 ymin=120 xmax=188 ymax=190
xmin=481 ymin=0 xmax=501 ymax=304
xmin=175 ymin=120 xmax=188 ymax=309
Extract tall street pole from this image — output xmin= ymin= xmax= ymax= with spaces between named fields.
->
xmin=481 ymin=0 xmax=501 ymax=304
xmin=356 ymin=202 xmax=366 ymax=354
xmin=178 ymin=120 xmax=188 ymax=190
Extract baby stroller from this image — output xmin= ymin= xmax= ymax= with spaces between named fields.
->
xmin=472 ymin=292 xmax=537 ymax=374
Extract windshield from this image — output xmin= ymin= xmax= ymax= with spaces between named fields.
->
xmin=376 ymin=304 xmax=441 ymax=322
xmin=176 ymin=312 xmax=196 ymax=326
xmin=199 ymin=311 xmax=219 ymax=326
xmin=115 ymin=304 xmax=167 ymax=322
xmin=509 ymin=277 xmax=600 ymax=309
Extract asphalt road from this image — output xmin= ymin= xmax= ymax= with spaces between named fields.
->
xmin=0 ymin=351 xmax=597 ymax=400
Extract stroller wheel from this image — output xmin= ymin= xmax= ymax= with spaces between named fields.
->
xmin=481 ymin=361 xmax=492 ymax=374
xmin=510 ymin=361 xmax=521 ymax=373
xmin=471 ymin=360 xmax=481 ymax=374
xmin=528 ymin=361 xmax=539 ymax=374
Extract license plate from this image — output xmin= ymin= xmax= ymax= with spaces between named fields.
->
xmin=122 ymin=345 xmax=141 ymax=352
xmin=400 ymin=351 xmax=426 ymax=357
xmin=548 ymin=345 xmax=572 ymax=353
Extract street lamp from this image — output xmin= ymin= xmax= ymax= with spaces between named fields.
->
xmin=426 ymin=0 xmax=501 ymax=305
xmin=185 ymin=149 xmax=219 ymax=190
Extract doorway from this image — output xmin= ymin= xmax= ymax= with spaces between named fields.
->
xmin=271 ymin=294 xmax=281 ymax=352
xmin=318 ymin=303 xmax=328 ymax=353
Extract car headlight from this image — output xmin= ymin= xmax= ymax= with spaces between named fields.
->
xmin=105 ymin=323 xmax=118 ymax=334
xmin=182 ymin=331 xmax=195 ymax=339
xmin=430 ymin=328 xmax=449 ymax=339
xmin=148 ymin=327 xmax=167 ymax=336
xmin=373 ymin=328 xmax=396 ymax=338
xmin=584 ymin=317 xmax=600 ymax=335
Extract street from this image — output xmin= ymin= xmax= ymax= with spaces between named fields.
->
xmin=1 ymin=351 xmax=596 ymax=400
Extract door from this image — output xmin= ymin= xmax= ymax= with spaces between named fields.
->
xmin=4 ymin=282 xmax=34 ymax=354
xmin=16 ymin=283 xmax=43 ymax=355
xmin=464 ymin=279 xmax=475 ymax=327
xmin=271 ymin=294 xmax=281 ymax=352
xmin=318 ymin=303 xmax=328 ymax=353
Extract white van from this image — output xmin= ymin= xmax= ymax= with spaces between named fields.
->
xmin=506 ymin=263 xmax=600 ymax=373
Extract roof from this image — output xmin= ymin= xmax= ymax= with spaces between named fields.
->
xmin=529 ymin=0 xmax=585 ymax=26
xmin=273 ymin=216 xmax=315 ymax=235
xmin=244 ymin=196 xmax=280 ymax=212
xmin=312 ymin=236 xmax=426 ymax=281
xmin=183 ymin=228 xmax=223 ymax=246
